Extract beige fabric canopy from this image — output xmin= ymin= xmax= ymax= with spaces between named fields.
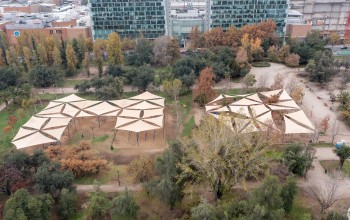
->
xmin=245 ymin=94 xmax=262 ymax=103
xmin=117 ymin=120 xmax=161 ymax=133
xmin=101 ymin=110 xmax=121 ymax=117
xmin=229 ymin=105 xmax=250 ymax=117
xmin=255 ymin=111 xmax=274 ymax=124
xmin=207 ymin=95 xmax=225 ymax=105
xmin=205 ymin=105 xmax=220 ymax=112
xmin=230 ymin=98 xmax=261 ymax=106
xmin=108 ymin=99 xmax=141 ymax=108
xmin=249 ymin=104 xmax=270 ymax=117
xmin=115 ymin=117 xmax=138 ymax=128
xmin=12 ymin=131 xmax=57 ymax=149
xmin=12 ymin=128 xmax=37 ymax=141
xmin=129 ymin=91 xmax=163 ymax=100
xmin=42 ymin=127 xmax=67 ymax=140
xmin=54 ymin=94 xmax=85 ymax=103
xmin=272 ymin=100 xmax=301 ymax=109
xmin=143 ymin=108 xmax=164 ymax=118
xmin=213 ymin=106 xmax=231 ymax=112
xmin=62 ymin=104 xmax=80 ymax=117
xmin=284 ymin=116 xmax=315 ymax=134
xmin=259 ymin=89 xmax=282 ymax=98
xmin=119 ymin=109 xmax=142 ymax=118
xmin=147 ymin=99 xmax=165 ymax=107
xmin=267 ymin=104 xmax=299 ymax=111
xmin=37 ymin=113 xmax=68 ymax=118
xmin=279 ymin=90 xmax=293 ymax=101
xmin=144 ymin=116 xmax=163 ymax=127
xmin=127 ymin=101 xmax=161 ymax=110
xmin=43 ymin=117 xmax=72 ymax=129
xmin=84 ymin=102 xmax=120 ymax=116
xmin=22 ymin=116 xmax=49 ymax=130
xmin=70 ymin=100 xmax=101 ymax=110
xmin=285 ymin=110 xmax=315 ymax=130
xmin=43 ymin=102 xmax=62 ymax=110
xmin=37 ymin=104 xmax=64 ymax=115
xmin=75 ymin=110 xmax=95 ymax=117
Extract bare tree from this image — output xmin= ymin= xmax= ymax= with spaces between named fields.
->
xmin=285 ymin=78 xmax=299 ymax=94
xmin=331 ymin=120 xmax=340 ymax=144
xmin=256 ymin=74 xmax=268 ymax=90
xmin=307 ymin=181 xmax=340 ymax=213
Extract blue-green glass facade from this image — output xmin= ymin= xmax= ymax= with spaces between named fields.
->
xmin=209 ymin=0 xmax=288 ymax=36
xmin=90 ymin=0 xmax=167 ymax=39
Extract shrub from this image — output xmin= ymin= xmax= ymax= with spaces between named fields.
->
xmin=127 ymin=156 xmax=153 ymax=183
xmin=191 ymin=201 xmax=217 ymax=220
xmin=110 ymin=188 xmax=139 ymax=218
xmin=285 ymin=53 xmax=300 ymax=67
xmin=194 ymin=93 xmax=209 ymax=107
xmin=326 ymin=211 xmax=347 ymax=220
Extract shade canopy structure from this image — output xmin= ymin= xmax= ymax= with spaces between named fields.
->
xmin=12 ymin=131 xmax=57 ymax=149
xmin=84 ymin=101 xmax=120 ymax=116
xmin=53 ymin=94 xmax=85 ymax=103
xmin=43 ymin=117 xmax=72 ymax=129
xmin=108 ymin=99 xmax=141 ymax=108
xmin=12 ymin=127 xmax=37 ymax=141
xmin=284 ymin=116 xmax=315 ymax=134
xmin=285 ymin=110 xmax=315 ymax=130
xmin=205 ymin=90 xmax=313 ymax=136
xmin=22 ymin=116 xmax=49 ymax=130
xmin=117 ymin=120 xmax=161 ymax=133
xmin=13 ymin=92 xmax=165 ymax=149
xmin=129 ymin=91 xmax=163 ymax=100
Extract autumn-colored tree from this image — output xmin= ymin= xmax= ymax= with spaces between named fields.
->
xmin=193 ymin=67 xmax=216 ymax=106
xmin=277 ymin=45 xmax=290 ymax=63
xmin=22 ymin=46 xmax=32 ymax=70
xmin=6 ymin=46 xmax=19 ymax=67
xmin=163 ymin=79 xmax=182 ymax=101
xmin=328 ymin=33 xmax=341 ymax=47
xmin=290 ymin=86 xmax=304 ymax=104
xmin=285 ymin=53 xmax=300 ymax=67
xmin=85 ymin=38 xmax=94 ymax=52
xmin=83 ymin=52 xmax=90 ymax=77
xmin=66 ymin=43 xmax=78 ymax=76
xmin=268 ymin=45 xmax=279 ymax=62
xmin=319 ymin=115 xmax=330 ymax=133
xmin=127 ymin=156 xmax=153 ymax=183
xmin=46 ymin=36 xmax=55 ymax=65
xmin=0 ymin=165 xmax=25 ymax=195
xmin=224 ymin=25 xmax=242 ymax=47
xmin=153 ymin=36 xmax=180 ymax=66
xmin=0 ymin=48 xmax=5 ymax=66
xmin=271 ymin=73 xmax=284 ymax=90
xmin=235 ymin=47 xmax=249 ymax=70
xmin=3 ymin=125 xmax=12 ymax=137
xmin=8 ymin=115 xmax=17 ymax=126
xmin=45 ymin=141 xmax=107 ymax=177
xmin=204 ymin=27 xmax=224 ymax=48
xmin=106 ymin=32 xmax=123 ymax=65
xmin=241 ymin=34 xmax=262 ymax=61
xmin=53 ymin=46 xmax=62 ymax=67
xmin=241 ymin=20 xmax=276 ymax=42
xmin=93 ymin=41 xmax=103 ymax=77
xmin=189 ymin=26 xmax=202 ymax=49
xmin=37 ymin=43 xmax=48 ymax=65
xmin=264 ymin=94 xmax=280 ymax=104
xmin=122 ymin=38 xmax=134 ymax=51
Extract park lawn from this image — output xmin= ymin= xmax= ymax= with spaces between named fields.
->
xmin=74 ymin=164 xmax=132 ymax=185
xmin=92 ymin=134 xmax=110 ymax=143
xmin=0 ymin=103 xmax=45 ymax=157
xmin=319 ymin=160 xmax=350 ymax=177
xmin=182 ymin=116 xmax=195 ymax=137
xmin=287 ymin=194 xmax=312 ymax=220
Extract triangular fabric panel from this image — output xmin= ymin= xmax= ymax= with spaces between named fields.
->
xmin=255 ymin=111 xmax=274 ymax=124
xmin=12 ymin=132 xmax=57 ymax=149
xmin=37 ymin=104 xmax=64 ymax=115
xmin=119 ymin=109 xmax=141 ymax=118
xmin=267 ymin=104 xmax=298 ymax=111
xmin=272 ymin=100 xmax=300 ymax=109
xmin=37 ymin=113 xmax=69 ymax=118
xmin=54 ymin=94 xmax=85 ymax=103
xmin=285 ymin=110 xmax=315 ymax=130
xmin=12 ymin=128 xmax=37 ymax=141
xmin=115 ymin=117 xmax=138 ymax=128
xmin=117 ymin=120 xmax=161 ymax=132
xmin=22 ymin=116 xmax=49 ymax=130
xmin=108 ymin=99 xmax=141 ymax=108
xmin=43 ymin=102 xmax=62 ymax=110
xmin=129 ymin=91 xmax=163 ymax=100
xmin=101 ymin=110 xmax=121 ymax=117
xmin=70 ymin=100 xmax=101 ymax=110
xmin=250 ymin=104 xmax=270 ymax=117
xmin=205 ymin=105 xmax=221 ymax=112
xmin=43 ymin=117 xmax=72 ymax=129
xmin=143 ymin=109 xmax=164 ymax=118
xmin=284 ymin=116 xmax=315 ymax=134
xmin=213 ymin=106 xmax=230 ymax=112
xmin=245 ymin=94 xmax=262 ymax=103
xmin=279 ymin=90 xmax=293 ymax=101
xmin=230 ymin=98 xmax=261 ymax=106
xmin=127 ymin=101 xmax=161 ymax=110
xmin=207 ymin=95 xmax=225 ymax=105
xmin=229 ymin=105 xmax=250 ymax=117
xmin=42 ymin=127 xmax=66 ymax=140
xmin=75 ymin=110 xmax=95 ymax=118
xmin=144 ymin=116 xmax=163 ymax=127
xmin=147 ymin=99 xmax=165 ymax=107
xmin=259 ymin=89 xmax=282 ymax=98
xmin=62 ymin=104 xmax=80 ymax=117
xmin=85 ymin=102 xmax=120 ymax=116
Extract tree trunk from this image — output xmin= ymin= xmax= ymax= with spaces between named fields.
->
xmin=214 ymin=179 xmax=223 ymax=201
xmin=340 ymin=159 xmax=345 ymax=169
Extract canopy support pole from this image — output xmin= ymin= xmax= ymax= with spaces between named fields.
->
xmin=153 ymin=130 xmax=156 ymax=141
xmin=74 ymin=118 xmax=77 ymax=131
xmin=137 ymin=133 xmax=139 ymax=147
xmin=111 ymin=130 xmax=117 ymax=147
xmin=128 ymin=132 xmax=131 ymax=142
xmin=145 ymin=132 xmax=147 ymax=142
xmin=98 ymin=116 xmax=101 ymax=128
xmin=67 ymin=124 xmax=70 ymax=140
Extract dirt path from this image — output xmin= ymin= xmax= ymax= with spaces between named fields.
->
xmin=76 ymin=183 xmax=142 ymax=193
xmin=299 ymin=147 xmax=350 ymax=199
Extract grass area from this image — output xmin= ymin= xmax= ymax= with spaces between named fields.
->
xmin=92 ymin=134 xmax=110 ymax=143
xmin=265 ymin=149 xmax=284 ymax=160
xmin=178 ymin=91 xmax=192 ymax=115
xmin=63 ymin=79 xmax=88 ymax=87
xmin=182 ymin=116 xmax=195 ymax=137
xmin=319 ymin=160 xmax=350 ymax=177
xmin=74 ymin=165 xmax=130 ymax=185
xmin=310 ymin=142 xmax=333 ymax=147
xmin=287 ymin=195 xmax=312 ymax=220
xmin=0 ymin=104 xmax=45 ymax=157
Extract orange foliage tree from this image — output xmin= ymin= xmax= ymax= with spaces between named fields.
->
xmin=193 ymin=67 xmax=216 ymax=106
xmin=45 ymin=141 xmax=107 ymax=177
xmin=319 ymin=116 xmax=330 ymax=133
xmin=204 ymin=27 xmax=224 ymax=48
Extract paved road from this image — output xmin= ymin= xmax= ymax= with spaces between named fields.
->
xmin=38 ymin=85 xmax=137 ymax=94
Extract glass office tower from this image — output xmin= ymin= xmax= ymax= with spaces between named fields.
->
xmin=90 ymin=0 xmax=168 ymax=39
xmin=208 ymin=0 xmax=288 ymax=36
